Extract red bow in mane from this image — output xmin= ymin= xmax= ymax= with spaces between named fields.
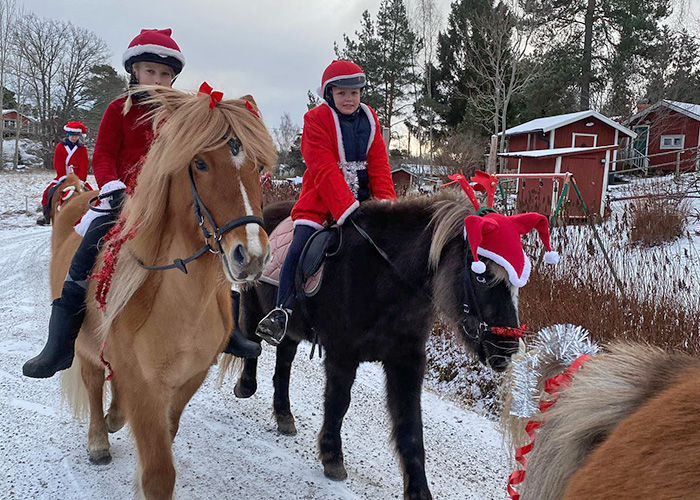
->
xmin=198 ymin=81 xmax=223 ymax=109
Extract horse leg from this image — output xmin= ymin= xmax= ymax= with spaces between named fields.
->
xmin=318 ymin=357 xmax=358 ymax=481
xmin=168 ymin=370 xmax=208 ymax=441
xmin=384 ymin=355 xmax=432 ymax=500
xmin=234 ymin=357 xmax=259 ymax=398
xmin=273 ymin=337 xmax=299 ymax=435
xmin=81 ymin=357 xmax=112 ymax=465
xmin=129 ymin=388 xmax=176 ymax=500
xmin=105 ymin=376 xmax=126 ymax=434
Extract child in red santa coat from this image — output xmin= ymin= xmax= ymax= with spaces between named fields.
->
xmin=37 ymin=121 xmax=90 ymax=225
xmin=255 ymin=59 xmax=397 ymax=346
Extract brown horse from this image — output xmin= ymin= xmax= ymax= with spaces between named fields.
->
xmin=48 ymin=174 xmax=92 ymax=294
xmin=503 ymin=342 xmax=700 ymax=500
xmin=58 ymin=86 xmax=277 ymax=500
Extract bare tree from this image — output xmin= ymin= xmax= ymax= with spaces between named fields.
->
xmin=464 ymin=1 xmax=535 ymax=171
xmin=410 ymin=0 xmax=441 ymax=167
xmin=16 ymin=14 xmax=67 ymax=166
xmin=57 ymin=23 xmax=109 ymax=124
xmin=0 ymin=0 xmax=19 ymax=166
xmin=273 ymin=112 xmax=300 ymax=168
xmin=9 ymin=29 xmax=27 ymax=169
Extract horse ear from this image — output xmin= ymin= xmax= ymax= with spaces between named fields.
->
xmin=241 ymin=94 xmax=257 ymax=106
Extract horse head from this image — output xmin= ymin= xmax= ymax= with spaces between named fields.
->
xmin=51 ymin=173 xmax=91 ymax=217
xmin=430 ymin=196 xmax=524 ymax=372
xmin=124 ymin=85 xmax=277 ymax=283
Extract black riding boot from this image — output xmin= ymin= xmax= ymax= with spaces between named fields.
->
xmin=22 ymin=298 xmax=85 ymax=378
xmin=224 ymin=291 xmax=262 ymax=358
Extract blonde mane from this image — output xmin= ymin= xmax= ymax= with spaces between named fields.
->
xmin=98 ymin=85 xmax=277 ymax=335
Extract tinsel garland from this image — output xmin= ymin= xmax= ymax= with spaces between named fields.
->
xmin=89 ymin=216 xmax=135 ymax=311
xmin=506 ymin=324 xmax=599 ymax=500
xmin=509 ymin=324 xmax=599 ymax=419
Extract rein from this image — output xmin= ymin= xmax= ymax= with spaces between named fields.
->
xmin=349 ymin=217 xmax=496 ymax=345
xmin=135 ymin=165 xmax=264 ymax=273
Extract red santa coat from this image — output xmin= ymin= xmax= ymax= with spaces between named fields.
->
xmin=291 ymin=102 xmax=396 ymax=228
xmin=41 ymin=141 xmax=89 ymax=206
xmin=92 ymin=95 xmax=154 ymax=189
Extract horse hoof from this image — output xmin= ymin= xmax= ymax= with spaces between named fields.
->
xmin=89 ymin=449 xmax=112 ymax=465
xmin=234 ymin=379 xmax=257 ymax=399
xmin=105 ymin=413 xmax=125 ymax=433
xmin=276 ymin=415 xmax=297 ymax=436
xmin=406 ymin=491 xmax=433 ymax=500
xmin=323 ymin=461 xmax=347 ymax=481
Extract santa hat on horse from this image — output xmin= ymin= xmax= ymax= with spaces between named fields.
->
xmin=446 ymin=171 xmax=559 ymax=288
xmin=122 ymin=28 xmax=185 ymax=75
xmin=64 ymin=120 xmax=87 ymax=136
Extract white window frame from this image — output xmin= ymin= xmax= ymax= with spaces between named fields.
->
xmin=660 ymin=134 xmax=685 ymax=150
xmin=571 ymin=133 xmax=597 ymax=147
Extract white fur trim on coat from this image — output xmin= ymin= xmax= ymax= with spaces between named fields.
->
xmin=100 ymin=180 xmax=126 ymax=195
xmin=337 ymin=200 xmax=360 ymax=225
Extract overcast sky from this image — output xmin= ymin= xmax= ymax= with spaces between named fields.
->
xmin=20 ymin=0 xmax=454 ymax=133
xmin=19 ymin=0 xmax=700 ymax=135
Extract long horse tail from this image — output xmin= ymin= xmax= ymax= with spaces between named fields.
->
xmin=216 ymin=353 xmax=242 ymax=387
xmin=504 ymin=342 xmax=700 ymax=500
xmin=60 ymin=357 xmax=90 ymax=420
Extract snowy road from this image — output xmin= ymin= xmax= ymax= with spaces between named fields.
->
xmin=0 ymin=221 xmax=510 ymax=500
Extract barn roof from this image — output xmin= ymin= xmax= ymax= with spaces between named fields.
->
xmin=504 ymin=110 xmax=636 ymax=138
xmin=627 ymin=99 xmax=700 ymax=124
xmin=498 ymin=145 xmax=618 ymax=158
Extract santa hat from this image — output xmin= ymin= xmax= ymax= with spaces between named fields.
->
xmin=64 ymin=120 xmax=87 ymax=136
xmin=317 ymin=60 xmax=366 ymax=97
xmin=465 ymin=212 xmax=559 ymax=288
xmin=122 ymin=28 xmax=185 ymax=75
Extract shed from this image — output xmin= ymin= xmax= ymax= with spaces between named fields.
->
xmin=501 ymin=110 xmax=636 ymax=217
xmin=626 ymin=100 xmax=700 ymax=173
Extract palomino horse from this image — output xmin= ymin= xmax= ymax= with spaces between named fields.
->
xmin=235 ymin=195 xmax=522 ymax=500
xmin=504 ymin=342 xmax=700 ymax=500
xmin=58 ymin=86 xmax=277 ymax=500
xmin=48 ymin=173 xmax=92 ymax=294
xmin=47 ymin=172 xmax=91 ymax=226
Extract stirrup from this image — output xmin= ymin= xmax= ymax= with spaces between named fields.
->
xmin=255 ymin=307 xmax=290 ymax=346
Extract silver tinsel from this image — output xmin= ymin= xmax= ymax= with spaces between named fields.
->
xmin=508 ymin=324 xmax=599 ymax=418
xmin=340 ymin=160 xmax=368 ymax=197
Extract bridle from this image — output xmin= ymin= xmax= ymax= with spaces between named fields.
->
xmin=348 ymin=217 xmax=493 ymax=345
xmin=135 ymin=165 xmax=264 ymax=273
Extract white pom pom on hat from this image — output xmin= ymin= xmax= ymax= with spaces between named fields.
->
xmin=544 ymin=251 xmax=560 ymax=265
xmin=471 ymin=260 xmax=487 ymax=274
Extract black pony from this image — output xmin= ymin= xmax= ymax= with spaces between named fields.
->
xmin=235 ymin=194 xmax=520 ymax=500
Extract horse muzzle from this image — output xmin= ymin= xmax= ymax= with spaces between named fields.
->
xmin=222 ymin=231 xmax=271 ymax=283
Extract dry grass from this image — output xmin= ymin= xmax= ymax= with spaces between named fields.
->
xmin=628 ymin=196 xmax=690 ymax=247
xmin=262 ymin=181 xmax=300 ymax=205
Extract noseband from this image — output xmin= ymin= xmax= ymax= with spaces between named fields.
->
xmin=136 ymin=165 xmax=264 ymax=273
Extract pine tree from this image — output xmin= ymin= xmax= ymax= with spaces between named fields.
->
xmin=335 ymin=0 xmax=420 ymax=145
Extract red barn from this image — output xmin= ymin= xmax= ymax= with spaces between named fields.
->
xmin=500 ymin=110 xmax=636 ymax=218
xmin=2 ymin=109 xmax=39 ymax=137
xmin=626 ymin=100 xmax=700 ymax=173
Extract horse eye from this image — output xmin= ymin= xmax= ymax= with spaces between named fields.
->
xmin=229 ymin=138 xmax=241 ymax=156
xmin=476 ymin=276 xmax=487 ymax=284
xmin=258 ymin=165 xmax=264 ymax=173
xmin=195 ymin=158 xmax=209 ymax=171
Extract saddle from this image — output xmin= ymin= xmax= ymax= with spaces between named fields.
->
xmin=261 ymin=217 xmax=339 ymax=297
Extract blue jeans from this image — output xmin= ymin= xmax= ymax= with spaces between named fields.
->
xmin=276 ymin=225 xmax=316 ymax=308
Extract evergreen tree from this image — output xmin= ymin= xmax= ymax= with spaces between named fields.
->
xmin=79 ymin=64 xmax=127 ymax=139
xmin=523 ymin=0 xmax=670 ymax=110
xmin=335 ymin=0 xmax=420 ymax=144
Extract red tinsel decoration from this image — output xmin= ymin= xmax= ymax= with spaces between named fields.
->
xmin=492 ymin=324 xmax=528 ymax=338
xmin=507 ymin=354 xmax=593 ymax=499
xmin=89 ymin=217 xmax=135 ymax=311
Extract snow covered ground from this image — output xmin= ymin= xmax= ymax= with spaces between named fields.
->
xmin=0 ymin=169 xmax=511 ymax=499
